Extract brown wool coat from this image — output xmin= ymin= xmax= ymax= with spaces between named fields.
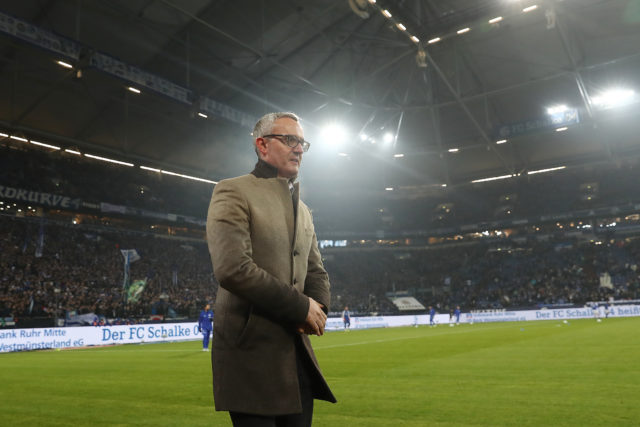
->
xmin=206 ymin=160 xmax=336 ymax=415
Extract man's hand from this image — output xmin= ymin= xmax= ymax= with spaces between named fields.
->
xmin=298 ymin=298 xmax=327 ymax=336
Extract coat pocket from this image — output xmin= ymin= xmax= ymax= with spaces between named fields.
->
xmin=236 ymin=306 xmax=256 ymax=348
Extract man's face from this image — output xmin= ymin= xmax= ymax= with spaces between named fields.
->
xmin=258 ymin=117 xmax=305 ymax=179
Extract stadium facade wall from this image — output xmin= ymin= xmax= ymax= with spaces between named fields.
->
xmin=2 ymin=305 xmax=640 ymax=353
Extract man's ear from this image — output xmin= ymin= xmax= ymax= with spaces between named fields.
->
xmin=255 ymin=137 xmax=268 ymax=157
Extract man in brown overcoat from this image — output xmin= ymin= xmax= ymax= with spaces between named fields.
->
xmin=206 ymin=112 xmax=336 ymax=426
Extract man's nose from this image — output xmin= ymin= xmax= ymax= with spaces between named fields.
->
xmin=293 ymin=142 xmax=304 ymax=153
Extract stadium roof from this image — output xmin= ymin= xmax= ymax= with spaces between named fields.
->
xmin=1 ymin=0 xmax=640 ymax=201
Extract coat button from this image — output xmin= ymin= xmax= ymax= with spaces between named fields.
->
xmin=293 ymin=278 xmax=298 ymax=284
xmin=293 ymin=250 xmax=299 ymax=256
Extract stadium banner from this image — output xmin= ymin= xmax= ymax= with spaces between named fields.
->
xmin=3 ymin=305 xmax=640 ymax=352
xmin=0 ymin=184 xmax=81 ymax=209
xmin=0 ymin=322 xmax=201 ymax=353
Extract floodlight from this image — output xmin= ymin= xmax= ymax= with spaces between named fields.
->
xmin=428 ymin=37 xmax=441 ymax=44
xmin=591 ymin=89 xmax=636 ymax=109
xmin=457 ymin=28 xmax=470 ymax=34
xmin=410 ymin=36 xmax=419 ymax=43
xmin=448 ymin=148 xmax=459 ymax=153
xmin=321 ymin=123 xmax=349 ymax=147
xmin=383 ymin=132 xmax=394 ymax=145
xmin=57 ymin=60 xmax=73 ymax=69
xmin=496 ymin=139 xmax=507 ymax=144
xmin=359 ymin=133 xmax=368 ymax=141
xmin=523 ymin=5 xmax=538 ymax=12
xmin=127 ymin=87 xmax=141 ymax=94
xmin=489 ymin=17 xmax=503 ymax=24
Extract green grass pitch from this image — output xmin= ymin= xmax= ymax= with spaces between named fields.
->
xmin=2 ymin=317 xmax=640 ymax=426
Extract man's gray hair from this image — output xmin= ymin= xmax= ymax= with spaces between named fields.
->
xmin=252 ymin=112 xmax=300 ymax=138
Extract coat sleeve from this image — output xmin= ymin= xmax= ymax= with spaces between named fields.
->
xmin=303 ymin=225 xmax=331 ymax=313
xmin=207 ymin=180 xmax=310 ymax=324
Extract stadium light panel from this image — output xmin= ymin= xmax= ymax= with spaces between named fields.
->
xmin=496 ymin=139 xmax=507 ymax=144
xmin=337 ymin=152 xmax=349 ymax=157
xmin=523 ymin=5 xmax=538 ymax=12
xmin=368 ymin=0 xmax=376 ymax=3
xmin=393 ymin=153 xmax=404 ymax=158
xmin=0 ymin=132 xmax=8 ymax=137
xmin=84 ymin=153 xmax=134 ymax=167
xmin=471 ymin=174 xmax=515 ymax=183
xmin=396 ymin=23 xmax=406 ymax=31
xmin=428 ymin=37 xmax=441 ymax=44
xmin=359 ymin=133 xmax=368 ymax=141
xmin=383 ymin=133 xmax=394 ymax=144
xmin=197 ymin=112 xmax=208 ymax=118
xmin=381 ymin=9 xmax=392 ymax=18
xmin=555 ymin=127 xmax=568 ymax=132
xmin=546 ymin=105 xmax=568 ymax=115
xmin=457 ymin=28 xmax=470 ymax=34
xmin=489 ymin=17 xmax=503 ymax=24
xmin=527 ymin=166 xmax=566 ymax=175
xmin=140 ymin=166 xmax=161 ymax=172
xmin=9 ymin=135 xmax=28 ymax=142
xmin=65 ymin=149 xmax=81 ymax=155
xmin=410 ymin=35 xmax=420 ymax=43
xmin=127 ymin=87 xmax=141 ymax=94
xmin=57 ymin=60 xmax=73 ymax=69
xmin=30 ymin=140 xmax=61 ymax=150
xmin=160 ymin=170 xmax=217 ymax=184
xmin=385 ymin=187 xmax=394 ymax=191
xmin=448 ymin=148 xmax=459 ymax=153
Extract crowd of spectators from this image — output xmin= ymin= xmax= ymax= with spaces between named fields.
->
xmin=325 ymin=237 xmax=640 ymax=315
xmin=3 ymin=214 xmax=640 ymax=327
xmin=0 ymin=216 xmax=216 ymax=324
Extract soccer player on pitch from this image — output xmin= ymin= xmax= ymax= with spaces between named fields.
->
xmin=429 ymin=306 xmax=436 ymax=327
xmin=198 ymin=303 xmax=214 ymax=351
xmin=342 ymin=306 xmax=351 ymax=331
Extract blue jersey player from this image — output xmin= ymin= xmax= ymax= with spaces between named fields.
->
xmin=342 ymin=306 xmax=351 ymax=331
xmin=198 ymin=304 xmax=214 ymax=351
xmin=429 ymin=306 xmax=436 ymax=327
xmin=454 ymin=306 xmax=461 ymax=325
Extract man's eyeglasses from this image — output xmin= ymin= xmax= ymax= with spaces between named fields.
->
xmin=262 ymin=134 xmax=311 ymax=152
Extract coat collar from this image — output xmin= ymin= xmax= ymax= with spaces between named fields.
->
xmin=251 ymin=158 xmax=298 ymax=185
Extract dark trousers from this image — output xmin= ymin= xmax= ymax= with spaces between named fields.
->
xmin=229 ymin=337 xmax=315 ymax=427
